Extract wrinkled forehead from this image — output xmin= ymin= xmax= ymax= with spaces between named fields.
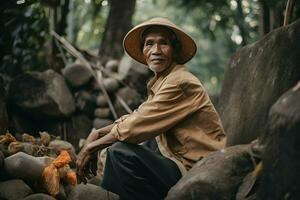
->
xmin=141 ymin=25 xmax=176 ymax=42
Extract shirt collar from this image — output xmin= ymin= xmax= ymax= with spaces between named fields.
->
xmin=147 ymin=63 xmax=184 ymax=95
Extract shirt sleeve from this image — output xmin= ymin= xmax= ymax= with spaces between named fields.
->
xmin=110 ymin=79 xmax=208 ymax=144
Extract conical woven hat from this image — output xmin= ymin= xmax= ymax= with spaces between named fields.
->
xmin=123 ymin=17 xmax=197 ymax=65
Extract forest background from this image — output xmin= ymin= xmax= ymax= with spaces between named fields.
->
xmin=1 ymin=0 xmax=299 ymax=94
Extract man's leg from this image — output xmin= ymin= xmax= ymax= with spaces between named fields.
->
xmin=101 ymin=142 xmax=182 ymax=200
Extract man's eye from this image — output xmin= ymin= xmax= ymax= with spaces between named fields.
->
xmin=145 ymin=41 xmax=153 ymax=46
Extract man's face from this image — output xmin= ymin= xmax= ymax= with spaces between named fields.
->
xmin=142 ymin=27 xmax=175 ymax=73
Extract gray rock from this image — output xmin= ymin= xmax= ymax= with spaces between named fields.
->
xmin=67 ymin=183 xmax=118 ymax=200
xmin=96 ymin=95 xmax=108 ymax=107
xmin=0 ymin=179 xmax=33 ymax=200
xmin=258 ymin=82 xmax=300 ymax=200
xmin=74 ymin=90 xmax=97 ymax=117
xmin=103 ymin=77 xmax=119 ymax=93
xmin=23 ymin=193 xmax=56 ymax=200
xmin=4 ymin=152 xmax=45 ymax=182
xmin=62 ymin=63 xmax=93 ymax=87
xmin=49 ymin=140 xmax=77 ymax=164
xmin=218 ymin=19 xmax=300 ymax=146
xmin=22 ymin=142 xmax=37 ymax=156
xmin=93 ymin=118 xmax=113 ymax=129
xmin=166 ymin=144 xmax=259 ymax=200
xmin=114 ymin=86 xmax=142 ymax=116
xmin=118 ymin=54 xmax=150 ymax=95
xmin=105 ymin=59 xmax=119 ymax=72
xmin=94 ymin=108 xmax=111 ymax=118
xmin=8 ymin=69 xmax=76 ymax=117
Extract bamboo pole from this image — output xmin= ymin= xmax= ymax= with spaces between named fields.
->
xmin=283 ymin=0 xmax=294 ymax=26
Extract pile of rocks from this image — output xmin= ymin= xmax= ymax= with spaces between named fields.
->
xmin=0 ymin=132 xmax=119 ymax=200
xmin=0 ymin=54 xmax=150 ymax=150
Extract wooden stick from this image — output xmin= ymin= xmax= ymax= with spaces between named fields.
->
xmin=116 ymin=94 xmax=133 ymax=114
xmin=284 ymin=0 xmax=294 ymax=26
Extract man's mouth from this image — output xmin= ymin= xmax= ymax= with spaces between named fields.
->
xmin=151 ymin=58 xmax=165 ymax=63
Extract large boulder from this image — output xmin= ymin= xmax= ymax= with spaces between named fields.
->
xmin=62 ymin=63 xmax=93 ymax=88
xmin=218 ymin=19 xmax=300 ymax=146
xmin=257 ymin=82 xmax=300 ymax=200
xmin=8 ymin=69 xmax=76 ymax=117
xmin=4 ymin=152 xmax=45 ymax=182
xmin=0 ymin=179 xmax=33 ymax=200
xmin=166 ymin=144 xmax=261 ymax=200
xmin=118 ymin=54 xmax=150 ymax=96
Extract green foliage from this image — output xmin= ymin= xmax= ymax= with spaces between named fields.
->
xmin=0 ymin=1 xmax=48 ymax=76
xmin=68 ymin=0 xmax=109 ymax=49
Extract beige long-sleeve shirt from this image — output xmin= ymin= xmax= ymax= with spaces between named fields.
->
xmin=110 ymin=64 xmax=226 ymax=175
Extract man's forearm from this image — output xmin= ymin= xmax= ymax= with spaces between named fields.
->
xmin=96 ymin=123 xmax=115 ymax=137
xmin=84 ymin=123 xmax=115 ymax=145
xmin=86 ymin=132 xmax=118 ymax=154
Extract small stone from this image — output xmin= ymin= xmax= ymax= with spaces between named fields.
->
xmin=93 ymin=118 xmax=113 ymax=129
xmin=49 ymin=140 xmax=77 ymax=165
xmin=103 ymin=78 xmax=119 ymax=93
xmin=96 ymin=95 xmax=108 ymax=107
xmin=105 ymin=59 xmax=119 ymax=72
xmin=94 ymin=108 xmax=111 ymax=118
xmin=8 ymin=141 xmax=24 ymax=155
xmin=62 ymin=63 xmax=93 ymax=88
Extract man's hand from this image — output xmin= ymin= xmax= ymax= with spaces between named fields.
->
xmin=76 ymin=124 xmax=115 ymax=183
xmin=76 ymin=146 xmax=97 ymax=184
xmin=76 ymin=126 xmax=109 ymax=183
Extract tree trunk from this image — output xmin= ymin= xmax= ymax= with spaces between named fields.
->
xmin=259 ymin=0 xmax=270 ymax=35
xmin=98 ymin=0 xmax=136 ymax=64
xmin=49 ymin=0 xmax=70 ymax=71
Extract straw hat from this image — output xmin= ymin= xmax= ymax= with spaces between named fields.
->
xmin=123 ymin=17 xmax=197 ymax=65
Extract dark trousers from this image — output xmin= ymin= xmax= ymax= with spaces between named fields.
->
xmin=101 ymin=141 xmax=182 ymax=200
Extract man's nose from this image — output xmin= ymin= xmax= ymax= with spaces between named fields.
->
xmin=151 ymin=44 xmax=162 ymax=54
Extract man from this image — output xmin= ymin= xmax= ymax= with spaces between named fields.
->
xmin=76 ymin=17 xmax=226 ymax=200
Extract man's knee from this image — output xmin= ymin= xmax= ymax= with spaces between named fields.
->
xmin=107 ymin=142 xmax=136 ymax=158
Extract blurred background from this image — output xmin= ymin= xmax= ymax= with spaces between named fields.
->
xmin=0 ymin=0 xmax=299 ymax=142
xmin=2 ymin=0 xmax=299 ymax=95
